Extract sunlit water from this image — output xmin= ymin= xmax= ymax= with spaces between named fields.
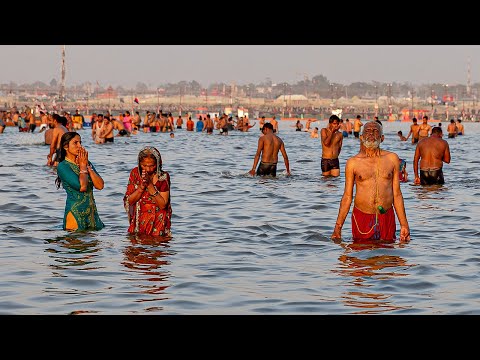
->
xmin=1 ymin=120 xmax=479 ymax=314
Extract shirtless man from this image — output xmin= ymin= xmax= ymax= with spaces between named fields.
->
xmin=344 ymin=118 xmax=353 ymax=135
xmin=270 ymin=115 xmax=279 ymax=133
xmin=203 ymin=114 xmax=214 ymax=134
xmin=176 ymin=115 xmax=183 ymax=129
xmin=259 ymin=116 xmax=265 ymax=131
xmin=112 ymin=117 xmax=129 ymax=136
xmin=397 ymin=131 xmax=407 ymax=141
xmin=447 ymin=119 xmax=457 ymax=138
xmin=249 ymin=122 xmax=290 ymax=177
xmin=418 ymin=116 xmax=432 ymax=141
xmin=413 ymin=126 xmax=450 ymax=185
xmin=353 ymin=115 xmax=363 ymax=138
xmin=456 ymin=119 xmax=464 ymax=135
xmin=405 ymin=117 xmax=420 ymax=144
xmin=331 ymin=121 xmax=410 ymax=243
xmin=305 ymin=118 xmax=315 ymax=132
xmin=310 ymin=127 xmax=319 ymax=138
xmin=47 ymin=115 xmax=68 ymax=166
xmin=102 ymin=116 xmax=115 ymax=143
xmin=321 ymin=115 xmax=343 ymax=177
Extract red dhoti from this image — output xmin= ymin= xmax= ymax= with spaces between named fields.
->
xmin=351 ymin=206 xmax=396 ymax=242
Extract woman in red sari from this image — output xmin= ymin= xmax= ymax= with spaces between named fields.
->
xmin=123 ymin=146 xmax=172 ymax=237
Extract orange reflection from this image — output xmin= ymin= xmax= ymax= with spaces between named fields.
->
xmin=333 ymin=240 xmax=415 ymax=314
xmin=121 ymin=234 xmax=172 ymax=300
xmin=46 ymin=235 xmax=100 ymax=270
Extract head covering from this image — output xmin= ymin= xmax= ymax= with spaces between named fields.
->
xmin=138 ymin=146 xmax=162 ymax=174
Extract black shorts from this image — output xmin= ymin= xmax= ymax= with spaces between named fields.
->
xmin=321 ymin=158 xmax=340 ymax=173
xmin=420 ymin=168 xmax=444 ymax=185
xmin=257 ymin=162 xmax=277 ymax=177
xmin=119 ymin=129 xmax=128 ymax=136
xmin=413 ymin=137 xmax=419 ymax=144
xmin=105 ymin=137 xmax=114 ymax=143
xmin=177 ymin=126 xmax=182 ymax=129
xmin=353 ymin=131 xmax=359 ymax=138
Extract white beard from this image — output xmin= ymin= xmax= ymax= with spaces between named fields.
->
xmin=363 ymin=138 xmax=381 ymax=149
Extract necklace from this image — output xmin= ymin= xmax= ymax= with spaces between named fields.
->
xmin=353 ymin=154 xmax=382 ymax=235
xmin=65 ymin=157 xmax=77 ymax=166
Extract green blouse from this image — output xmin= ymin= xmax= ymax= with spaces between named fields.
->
xmin=57 ymin=159 xmax=104 ymax=231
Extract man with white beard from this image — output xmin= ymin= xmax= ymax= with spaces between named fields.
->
xmin=331 ymin=121 xmax=410 ymax=243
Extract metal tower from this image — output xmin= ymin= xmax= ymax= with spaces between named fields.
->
xmin=60 ymin=45 xmax=66 ymax=101
xmin=467 ymin=56 xmax=471 ymax=97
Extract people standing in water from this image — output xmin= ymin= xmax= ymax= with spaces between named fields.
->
xmin=55 ymin=132 xmax=104 ymax=231
xmin=447 ymin=119 xmax=458 ymax=138
xmin=123 ymin=146 xmax=172 ymax=237
xmin=418 ymin=115 xmax=432 ymax=141
xmin=405 ymin=117 xmax=420 ymax=144
xmin=321 ymin=115 xmax=343 ymax=177
xmin=270 ymin=115 xmax=279 ymax=133
xmin=47 ymin=114 xmax=68 ymax=166
xmin=249 ymin=122 xmax=290 ymax=177
xmin=353 ymin=115 xmax=363 ymax=138
xmin=331 ymin=121 xmax=410 ymax=243
xmin=413 ymin=126 xmax=450 ymax=185
xmin=456 ymin=119 xmax=464 ymax=135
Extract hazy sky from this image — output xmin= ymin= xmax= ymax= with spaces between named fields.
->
xmin=2 ymin=45 xmax=479 ymax=88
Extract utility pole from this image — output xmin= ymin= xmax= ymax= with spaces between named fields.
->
xmin=467 ymin=56 xmax=471 ymax=97
xmin=60 ymin=45 xmax=66 ymax=103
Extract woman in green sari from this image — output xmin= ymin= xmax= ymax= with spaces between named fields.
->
xmin=55 ymin=132 xmax=105 ymax=231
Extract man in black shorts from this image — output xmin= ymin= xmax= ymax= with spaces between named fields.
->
xmin=249 ymin=123 xmax=290 ymax=177
xmin=321 ymin=115 xmax=343 ymax=177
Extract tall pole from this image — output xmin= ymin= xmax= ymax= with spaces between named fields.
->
xmin=467 ymin=56 xmax=471 ymax=97
xmin=411 ymin=89 xmax=414 ymax=119
xmin=431 ymin=88 xmax=434 ymax=119
xmin=60 ymin=45 xmax=66 ymax=104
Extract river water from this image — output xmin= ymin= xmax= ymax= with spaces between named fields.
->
xmin=1 ymin=120 xmax=479 ymax=314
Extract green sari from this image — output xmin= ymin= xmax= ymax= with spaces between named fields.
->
xmin=57 ymin=159 xmax=104 ymax=231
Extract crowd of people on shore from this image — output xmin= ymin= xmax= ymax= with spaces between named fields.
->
xmin=0 ymin=105 xmax=462 ymax=245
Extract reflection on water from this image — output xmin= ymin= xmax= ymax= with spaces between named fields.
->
xmin=1 ymin=122 xmax=480 ymax=314
xmin=335 ymin=241 xmax=414 ymax=314
xmin=122 ymin=235 xmax=172 ymax=311
xmin=46 ymin=234 xmax=101 ymax=270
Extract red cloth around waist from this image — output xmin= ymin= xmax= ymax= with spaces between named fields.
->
xmin=352 ymin=206 xmax=396 ymax=242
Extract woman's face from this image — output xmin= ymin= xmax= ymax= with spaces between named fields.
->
xmin=65 ymin=135 xmax=82 ymax=156
xmin=140 ymin=157 xmax=157 ymax=175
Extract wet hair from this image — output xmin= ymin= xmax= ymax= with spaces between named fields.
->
xmin=450 ymin=119 xmax=455 ymax=123
xmin=457 ymin=119 xmax=462 ymax=123
xmin=412 ymin=118 xmax=417 ymax=122
xmin=263 ymin=122 xmax=274 ymax=130
xmin=432 ymin=126 xmax=442 ymax=134
xmin=356 ymin=115 xmax=361 ymax=119
xmin=398 ymin=131 xmax=403 ymax=135
xmin=375 ymin=119 xmax=382 ymax=127
xmin=423 ymin=116 xmax=428 ymax=120
xmin=55 ymin=132 xmax=81 ymax=189
xmin=329 ymin=114 xmax=340 ymax=123
xmin=60 ymin=116 xmax=68 ymax=127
